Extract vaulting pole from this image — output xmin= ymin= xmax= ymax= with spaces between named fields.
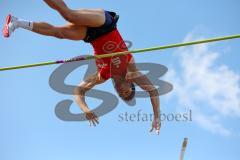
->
xmin=179 ymin=138 xmax=188 ymax=160
xmin=1 ymin=34 xmax=240 ymax=71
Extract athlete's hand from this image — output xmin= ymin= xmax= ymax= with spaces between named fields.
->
xmin=149 ymin=117 xmax=161 ymax=135
xmin=85 ymin=111 xmax=99 ymax=127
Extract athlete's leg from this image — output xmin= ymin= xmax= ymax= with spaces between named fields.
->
xmin=3 ymin=15 xmax=87 ymax=40
xmin=43 ymin=0 xmax=105 ymax=27
xmin=32 ymin=22 xmax=87 ymax=40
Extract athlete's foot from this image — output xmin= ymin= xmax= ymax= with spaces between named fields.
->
xmin=2 ymin=14 xmax=18 ymax=38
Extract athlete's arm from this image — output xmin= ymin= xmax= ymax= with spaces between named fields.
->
xmin=74 ymin=72 xmax=106 ymax=126
xmin=32 ymin=22 xmax=87 ymax=40
xmin=129 ymin=72 xmax=161 ymax=134
xmin=127 ymin=59 xmax=161 ymax=134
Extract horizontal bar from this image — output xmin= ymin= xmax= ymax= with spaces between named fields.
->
xmin=0 ymin=34 xmax=239 ymax=71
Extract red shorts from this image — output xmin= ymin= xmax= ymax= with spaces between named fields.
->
xmin=91 ymin=29 xmax=133 ymax=80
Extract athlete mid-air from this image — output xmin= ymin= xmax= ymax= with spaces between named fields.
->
xmin=3 ymin=0 xmax=161 ymax=134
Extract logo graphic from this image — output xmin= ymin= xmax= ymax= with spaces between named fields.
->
xmin=49 ymin=58 xmax=173 ymax=121
xmin=49 ymin=40 xmax=173 ymax=121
